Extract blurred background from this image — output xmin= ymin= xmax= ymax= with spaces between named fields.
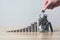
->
xmin=0 ymin=0 xmax=60 ymax=31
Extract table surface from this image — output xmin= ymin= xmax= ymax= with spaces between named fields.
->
xmin=0 ymin=27 xmax=60 ymax=40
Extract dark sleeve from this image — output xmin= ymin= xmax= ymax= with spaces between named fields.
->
xmin=49 ymin=22 xmax=53 ymax=32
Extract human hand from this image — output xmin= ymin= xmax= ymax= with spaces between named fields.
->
xmin=42 ymin=0 xmax=60 ymax=13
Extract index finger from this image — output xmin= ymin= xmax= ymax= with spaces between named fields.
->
xmin=43 ymin=0 xmax=52 ymax=11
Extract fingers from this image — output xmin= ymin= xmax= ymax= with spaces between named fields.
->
xmin=43 ymin=0 xmax=52 ymax=12
xmin=43 ymin=0 xmax=48 ymax=10
xmin=44 ymin=1 xmax=51 ymax=11
xmin=47 ymin=4 xmax=55 ymax=9
xmin=44 ymin=0 xmax=48 ymax=5
xmin=42 ymin=0 xmax=60 ymax=12
xmin=47 ymin=1 xmax=60 ymax=9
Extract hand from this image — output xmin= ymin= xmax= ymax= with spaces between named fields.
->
xmin=42 ymin=0 xmax=60 ymax=12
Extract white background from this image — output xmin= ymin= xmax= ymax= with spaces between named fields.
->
xmin=0 ymin=0 xmax=60 ymax=27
